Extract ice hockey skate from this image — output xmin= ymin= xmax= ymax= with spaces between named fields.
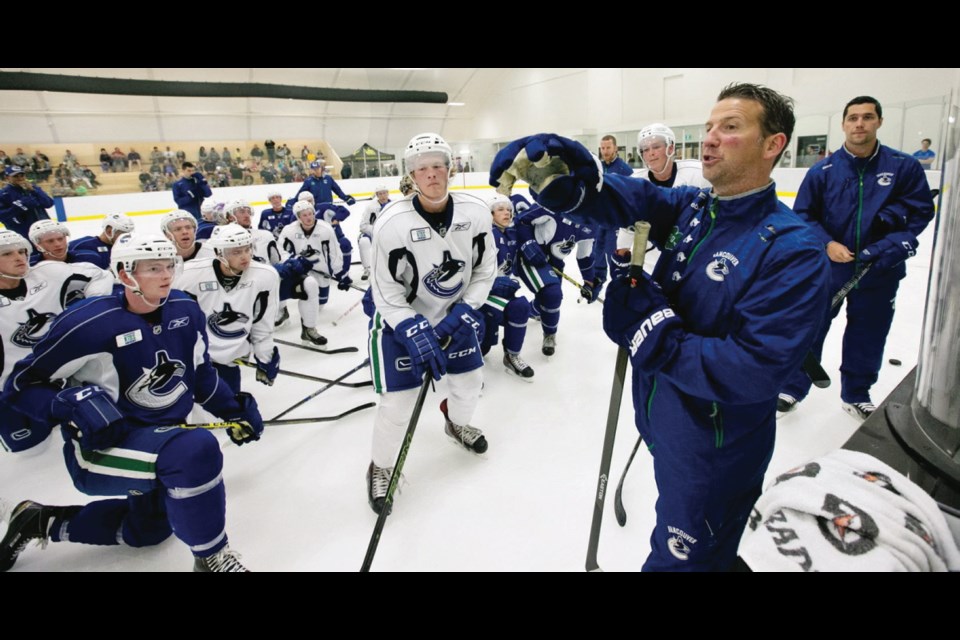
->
xmin=193 ymin=545 xmax=250 ymax=572
xmin=366 ymin=461 xmax=394 ymax=516
xmin=503 ymin=351 xmax=534 ymax=381
xmin=440 ymin=398 xmax=488 ymax=454
xmin=842 ymin=401 xmax=875 ymax=422
xmin=301 ymin=323 xmax=328 ymax=346
xmin=274 ymin=305 xmax=290 ymax=328
xmin=542 ymin=333 xmax=556 ymax=356
xmin=0 ymin=500 xmax=62 ymax=572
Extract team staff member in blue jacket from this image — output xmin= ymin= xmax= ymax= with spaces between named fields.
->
xmin=777 ymin=96 xmax=935 ymax=421
xmin=592 ymin=135 xmax=634 ymax=295
xmin=291 ymin=161 xmax=356 ymax=207
xmin=491 ymin=83 xmax=830 ymax=571
xmin=0 ymin=166 xmax=54 ymax=237
xmin=172 ymin=162 xmax=212 ymax=221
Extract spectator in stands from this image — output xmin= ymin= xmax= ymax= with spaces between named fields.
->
xmin=198 ymin=146 xmax=208 ymax=164
xmin=82 ymin=167 xmax=100 ymax=189
xmin=301 ymin=145 xmax=310 ymax=161
xmin=99 ymin=148 xmax=111 ymax=172
xmin=128 ymin=149 xmax=142 ymax=171
xmin=176 ymin=149 xmax=186 ymax=165
xmin=71 ymin=164 xmax=93 ymax=189
xmin=251 ymin=144 xmax=264 ymax=162
xmin=209 ymin=147 xmax=220 ymax=165
xmin=264 ymin=139 xmax=276 ymax=163
xmin=33 ymin=152 xmax=52 ymax=182
xmin=163 ymin=160 xmax=177 ymax=179
xmin=0 ymin=151 xmax=10 ymax=167
xmin=151 ymin=146 xmax=163 ymax=166
xmin=222 ymin=147 xmax=231 ymax=164
xmin=12 ymin=149 xmax=29 ymax=167
xmin=163 ymin=146 xmax=174 ymax=164
xmin=111 ymin=147 xmax=126 ymax=172
xmin=260 ymin=163 xmax=278 ymax=184
xmin=63 ymin=150 xmax=78 ymax=167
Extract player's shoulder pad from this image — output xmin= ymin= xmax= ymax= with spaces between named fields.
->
xmin=246 ymin=260 xmax=281 ymax=282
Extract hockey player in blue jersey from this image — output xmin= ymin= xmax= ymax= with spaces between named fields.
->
xmin=491 ymin=83 xmax=831 ymax=571
xmin=0 ymin=234 xmax=264 ymax=572
xmin=197 ymin=200 xmax=221 ymax=241
xmin=512 ymin=194 xmax=599 ymax=357
xmin=316 ymin=201 xmax=354 ymax=281
xmin=27 ymin=219 xmax=108 ymax=270
xmin=69 ymin=212 xmax=137 ymax=269
xmin=258 ymin=189 xmax=294 ymax=240
xmin=480 ymin=194 xmax=534 ymax=380
xmin=292 ymin=160 xmax=356 ymax=207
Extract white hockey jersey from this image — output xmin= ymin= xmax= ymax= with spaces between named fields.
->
xmin=618 ymin=159 xmax=712 ymax=249
xmin=371 ymin=192 xmax=496 ymax=328
xmin=278 ymin=219 xmax=343 ymax=283
xmin=0 ymin=260 xmax=113 ymax=385
xmin=175 ymin=258 xmax=279 ymax=364
xmin=359 ymin=199 xmax=388 ymax=238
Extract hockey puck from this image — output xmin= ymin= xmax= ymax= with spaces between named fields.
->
xmin=889 ymin=358 xmax=902 ymax=366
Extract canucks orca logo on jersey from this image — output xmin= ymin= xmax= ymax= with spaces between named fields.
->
xmin=11 ymin=308 xmax=57 ymax=348
xmin=550 ymin=235 xmax=577 ymax=261
xmin=422 ymin=250 xmax=465 ymax=299
xmin=125 ymin=350 xmax=188 ymax=410
xmin=207 ymin=303 xmax=250 ymax=339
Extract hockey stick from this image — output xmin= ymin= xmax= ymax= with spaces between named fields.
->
xmin=313 ymin=269 xmax=369 ymax=294
xmin=801 ymin=264 xmax=873 ymax=389
xmin=613 ymin=434 xmax=643 ymax=527
xmin=271 ymin=358 xmax=371 ymax=421
xmin=333 ymin=298 xmax=364 ymax=326
xmin=360 ymin=370 xmax=434 ymax=572
xmin=274 ymin=338 xmax=359 ymax=355
xmin=182 ymin=402 xmax=376 ymax=430
xmin=585 ymin=221 xmax=651 ymax=573
xmin=233 ymin=358 xmax=372 ymax=388
xmin=550 ymin=266 xmax=605 ymax=304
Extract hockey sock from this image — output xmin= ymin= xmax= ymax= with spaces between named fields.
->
xmin=503 ymin=297 xmax=530 ymax=354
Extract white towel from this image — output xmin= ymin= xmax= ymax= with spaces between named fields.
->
xmin=739 ymin=449 xmax=960 ymax=572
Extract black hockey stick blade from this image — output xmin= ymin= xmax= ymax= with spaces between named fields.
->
xmin=275 ymin=338 xmax=359 ymax=355
xmin=614 ymin=435 xmax=644 ymax=527
xmin=234 ymin=359 xmax=372 ymax=388
xmin=802 ymin=351 xmax=831 ymax=389
xmin=269 ymin=402 xmax=375 ymax=424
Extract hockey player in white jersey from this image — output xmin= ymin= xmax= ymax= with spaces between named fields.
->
xmin=0 ymin=230 xmax=114 ymax=452
xmin=365 ymin=132 xmax=496 ymax=514
xmin=278 ymin=200 xmax=344 ymax=344
xmin=615 ymin=123 xmax=711 ymax=267
xmin=176 ymin=223 xmax=281 ymax=392
xmin=358 ymin=185 xmax=391 ymax=281
xmin=161 ymin=209 xmax=214 ymax=266
xmin=223 ymin=199 xmax=279 ymax=264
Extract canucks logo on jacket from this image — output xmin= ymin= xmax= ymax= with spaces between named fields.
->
xmin=125 ymin=350 xmax=188 ymax=410
xmin=422 ymin=250 xmax=465 ymax=298
xmin=206 ymin=302 xmax=250 ymax=339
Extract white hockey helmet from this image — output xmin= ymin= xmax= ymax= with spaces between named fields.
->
xmin=200 ymin=200 xmax=220 ymax=222
xmin=224 ymin=199 xmax=252 ymax=220
xmin=404 ymin=132 xmax=453 ymax=174
xmin=28 ymin=219 xmax=70 ymax=247
xmin=208 ymin=223 xmax=252 ymax=254
xmin=374 ymin=184 xmax=389 ymax=195
xmin=110 ymin=233 xmax=177 ymax=279
xmin=638 ymin=123 xmax=676 ymax=153
xmin=0 ymin=229 xmax=31 ymax=254
xmin=488 ymin=194 xmax=513 ymax=212
xmin=101 ymin=212 xmax=135 ymax=240
xmin=293 ymin=200 xmax=315 ymax=218
xmin=297 ymin=191 xmax=315 ymax=203
xmin=160 ymin=210 xmax=197 ymax=236
xmin=266 ymin=189 xmax=283 ymax=200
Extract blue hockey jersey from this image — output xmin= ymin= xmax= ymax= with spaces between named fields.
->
xmin=4 ymin=289 xmax=237 ymax=428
